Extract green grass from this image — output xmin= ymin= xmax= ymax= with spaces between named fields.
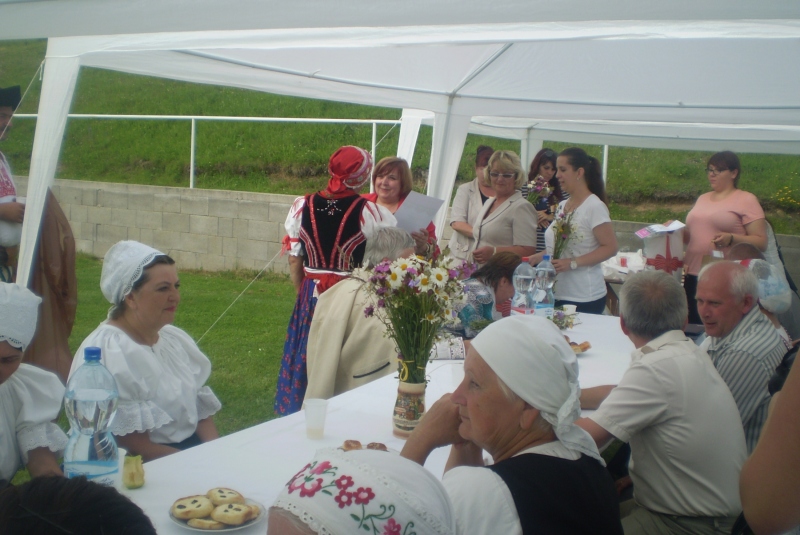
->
xmin=1 ymin=39 xmax=800 ymax=232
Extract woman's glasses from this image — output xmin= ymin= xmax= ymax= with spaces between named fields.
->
xmin=705 ymin=167 xmax=728 ymax=176
xmin=489 ymin=172 xmax=516 ymax=180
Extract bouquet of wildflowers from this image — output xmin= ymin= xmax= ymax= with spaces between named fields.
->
xmin=364 ymin=253 xmax=474 ymax=383
xmin=550 ymin=308 xmax=581 ymax=330
xmin=551 ymin=209 xmax=578 ymax=260
xmin=526 ymin=175 xmax=552 ymax=207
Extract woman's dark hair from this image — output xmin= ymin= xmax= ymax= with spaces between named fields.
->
xmin=707 ymin=151 xmax=741 ymax=188
xmin=0 ymin=476 xmax=157 ymax=535
xmin=475 ymin=145 xmax=494 ymax=166
xmin=528 ymin=148 xmax=563 ymax=205
xmin=110 ymin=254 xmax=176 ymax=320
xmin=474 ymin=251 xmax=522 ymax=291
xmin=559 ymin=147 xmax=607 ymax=204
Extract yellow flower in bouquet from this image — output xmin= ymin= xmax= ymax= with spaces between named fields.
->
xmin=551 ymin=210 xmax=578 ymax=260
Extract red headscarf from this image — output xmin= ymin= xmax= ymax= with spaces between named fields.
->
xmin=325 ymin=146 xmax=373 ymax=197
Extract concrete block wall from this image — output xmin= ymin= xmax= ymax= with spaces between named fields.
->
xmin=16 ymin=177 xmax=800 ymax=285
xmin=16 ymin=177 xmax=292 ymax=274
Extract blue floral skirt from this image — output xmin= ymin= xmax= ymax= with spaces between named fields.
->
xmin=274 ymin=278 xmax=318 ymax=415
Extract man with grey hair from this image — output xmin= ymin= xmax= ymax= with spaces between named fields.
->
xmin=696 ymin=260 xmax=785 ymax=453
xmin=304 ymin=227 xmax=415 ymax=400
xmin=577 ymin=270 xmax=746 ymax=534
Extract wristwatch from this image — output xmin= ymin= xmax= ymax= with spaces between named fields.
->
xmin=570 ymin=259 xmax=578 ymax=270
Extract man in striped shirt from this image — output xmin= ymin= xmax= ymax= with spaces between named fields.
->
xmin=696 ymin=261 xmax=786 ymax=453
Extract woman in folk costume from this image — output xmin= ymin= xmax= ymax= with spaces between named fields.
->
xmin=276 ymin=146 xmax=395 ymax=415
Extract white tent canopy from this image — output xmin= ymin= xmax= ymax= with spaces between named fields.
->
xmin=3 ymin=0 xmax=800 ymax=284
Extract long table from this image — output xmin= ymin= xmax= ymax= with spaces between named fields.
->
xmin=123 ymin=313 xmax=633 ymax=533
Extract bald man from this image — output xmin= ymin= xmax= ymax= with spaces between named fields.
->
xmin=696 ymin=261 xmax=785 ymax=452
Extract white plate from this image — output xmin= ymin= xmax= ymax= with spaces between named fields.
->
xmin=169 ymin=498 xmax=266 ymax=532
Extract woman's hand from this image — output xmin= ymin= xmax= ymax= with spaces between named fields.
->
xmin=536 ymin=210 xmax=550 ymax=226
xmin=0 ymin=201 xmax=25 ymax=223
xmin=472 ymin=245 xmax=495 ymax=264
xmin=411 ymin=228 xmax=430 ymax=256
xmin=551 ymin=258 xmax=573 ymax=273
xmin=712 ymin=232 xmax=734 ymax=249
xmin=401 ymin=393 xmax=463 ymax=465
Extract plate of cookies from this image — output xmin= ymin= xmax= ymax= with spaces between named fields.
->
xmin=169 ymin=488 xmax=265 ymax=531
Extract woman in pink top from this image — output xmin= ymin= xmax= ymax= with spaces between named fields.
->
xmin=683 ymin=151 xmax=767 ymax=323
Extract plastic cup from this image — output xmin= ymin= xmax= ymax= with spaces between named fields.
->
xmin=304 ymin=399 xmax=328 ymax=439
xmin=116 ymin=448 xmax=127 ymax=490
xmin=563 ymin=304 xmax=577 ymax=315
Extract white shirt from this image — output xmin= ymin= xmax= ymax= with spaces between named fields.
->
xmin=71 ymin=323 xmax=222 ymax=444
xmin=442 ymin=441 xmax=578 ymax=535
xmin=0 ymin=152 xmax=22 ymax=247
xmin=544 ymin=194 xmax=610 ymax=302
xmin=0 ymin=364 xmax=68 ymax=482
xmin=591 ymin=330 xmax=746 ymax=517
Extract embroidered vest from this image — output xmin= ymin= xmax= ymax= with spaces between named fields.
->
xmin=300 ymin=193 xmax=367 ymax=271
xmin=488 ymin=453 xmax=623 ymax=535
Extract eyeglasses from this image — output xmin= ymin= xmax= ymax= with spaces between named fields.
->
xmin=542 ymin=149 xmax=556 ymax=157
xmin=705 ymin=167 xmax=728 ymax=176
xmin=489 ymin=172 xmax=516 ymax=180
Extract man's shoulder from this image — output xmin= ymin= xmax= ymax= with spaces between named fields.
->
xmin=722 ymin=309 xmax=784 ymax=354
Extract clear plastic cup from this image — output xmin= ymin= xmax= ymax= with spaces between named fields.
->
xmin=304 ymin=399 xmax=328 ymax=439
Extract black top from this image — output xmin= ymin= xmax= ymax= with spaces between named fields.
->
xmin=489 ymin=453 xmax=623 ymax=535
xmin=300 ymin=192 xmax=367 ymax=271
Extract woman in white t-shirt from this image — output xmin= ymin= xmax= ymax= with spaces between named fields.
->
xmin=529 ymin=148 xmax=618 ymax=314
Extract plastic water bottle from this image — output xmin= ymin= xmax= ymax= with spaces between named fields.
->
xmin=63 ymin=347 xmax=120 ymax=487
xmin=510 ymin=258 xmax=535 ymax=315
xmin=534 ymin=255 xmax=557 ymax=319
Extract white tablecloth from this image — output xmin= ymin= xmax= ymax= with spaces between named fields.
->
xmin=124 ymin=313 xmax=633 ymax=533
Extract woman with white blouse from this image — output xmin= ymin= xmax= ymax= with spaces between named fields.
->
xmin=0 ymin=283 xmax=67 ymax=486
xmin=71 ymin=240 xmax=222 ymax=461
xmin=530 ymin=147 xmax=618 ymax=314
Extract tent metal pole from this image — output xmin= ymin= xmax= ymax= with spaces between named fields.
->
xmin=190 ymin=118 xmax=197 ymax=189
xmin=370 ymin=122 xmax=377 ymax=193
xmin=602 ymin=144 xmax=609 ymax=184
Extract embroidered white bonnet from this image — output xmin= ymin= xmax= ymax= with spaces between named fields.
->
xmin=100 ymin=240 xmax=165 ymax=307
xmin=0 ymin=283 xmax=42 ymax=350
xmin=272 ymin=448 xmax=456 ymax=535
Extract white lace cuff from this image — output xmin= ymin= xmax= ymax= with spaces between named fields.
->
xmin=197 ymin=386 xmax=222 ymax=420
xmin=18 ymin=422 xmax=69 ymax=464
xmin=111 ymin=400 xmax=173 ymax=436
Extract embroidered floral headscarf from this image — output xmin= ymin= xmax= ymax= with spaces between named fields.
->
xmin=470 ymin=315 xmax=604 ymax=464
xmin=272 ymin=448 xmax=455 ymax=535
xmin=100 ymin=240 xmax=165 ymax=315
xmin=326 ymin=146 xmax=373 ymax=196
xmin=0 ymin=283 xmax=41 ymax=350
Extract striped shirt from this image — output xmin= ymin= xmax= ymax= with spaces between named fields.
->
xmin=706 ymin=307 xmax=786 ymax=453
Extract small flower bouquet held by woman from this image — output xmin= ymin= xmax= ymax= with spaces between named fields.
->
xmin=364 ymin=253 xmax=474 ymax=384
xmin=526 ymin=176 xmax=552 ymax=207
xmin=551 ymin=210 xmax=578 ymax=259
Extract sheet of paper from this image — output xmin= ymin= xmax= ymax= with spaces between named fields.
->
xmin=392 ymin=191 xmax=444 ymax=234
xmin=635 ymin=220 xmax=685 ymax=239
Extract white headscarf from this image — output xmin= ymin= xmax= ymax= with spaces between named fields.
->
xmin=100 ymin=241 xmax=165 ymax=312
xmin=273 ymin=448 xmax=456 ymax=535
xmin=470 ymin=315 xmax=604 ymax=464
xmin=0 ymin=283 xmax=42 ymax=350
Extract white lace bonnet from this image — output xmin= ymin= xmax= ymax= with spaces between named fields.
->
xmin=100 ymin=240 xmax=165 ymax=312
xmin=0 ymin=283 xmax=42 ymax=350
xmin=470 ymin=315 xmax=604 ymax=464
xmin=272 ymin=448 xmax=456 ymax=535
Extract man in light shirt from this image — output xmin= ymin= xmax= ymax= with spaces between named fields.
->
xmin=578 ymin=270 xmax=746 ymax=535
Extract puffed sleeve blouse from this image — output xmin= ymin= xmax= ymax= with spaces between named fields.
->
xmin=0 ymin=364 xmax=69 ymax=482
xmin=71 ymin=323 xmax=222 ymax=445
